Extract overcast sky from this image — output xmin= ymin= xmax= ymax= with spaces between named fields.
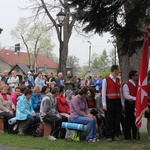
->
xmin=0 ymin=0 xmax=114 ymax=66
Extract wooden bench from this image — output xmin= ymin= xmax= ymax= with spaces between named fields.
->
xmin=18 ymin=121 xmax=26 ymax=131
xmin=0 ymin=116 xmax=4 ymax=132
xmin=17 ymin=120 xmax=52 ymax=137
xmin=43 ymin=122 xmax=52 ymax=137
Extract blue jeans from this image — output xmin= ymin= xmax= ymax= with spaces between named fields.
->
xmin=71 ymin=116 xmax=96 ymax=139
xmin=22 ymin=114 xmax=39 ymax=132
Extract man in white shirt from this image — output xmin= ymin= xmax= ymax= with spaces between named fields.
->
xmin=7 ymin=71 xmax=19 ymax=91
xmin=102 ymin=65 xmax=122 ymax=142
xmin=122 ymin=70 xmax=139 ymax=140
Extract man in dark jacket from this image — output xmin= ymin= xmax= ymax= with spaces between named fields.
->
xmin=1 ymin=70 xmax=9 ymax=85
xmin=64 ymin=71 xmax=76 ymax=91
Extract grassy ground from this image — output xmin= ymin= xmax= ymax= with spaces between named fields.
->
xmin=0 ymin=132 xmax=150 ymax=150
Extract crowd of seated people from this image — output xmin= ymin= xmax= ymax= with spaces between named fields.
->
xmin=0 ymin=70 xmax=107 ymax=142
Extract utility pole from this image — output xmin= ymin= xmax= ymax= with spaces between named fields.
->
xmin=87 ymin=41 xmax=92 ymax=69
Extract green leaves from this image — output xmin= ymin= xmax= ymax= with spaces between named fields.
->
xmin=69 ymin=0 xmax=150 ymax=56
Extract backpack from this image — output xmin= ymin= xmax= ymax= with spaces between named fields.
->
xmin=65 ymin=129 xmax=80 ymax=142
xmin=71 ymin=130 xmax=80 ymax=142
xmin=8 ymin=122 xmax=18 ymax=134
xmin=33 ymin=122 xmax=44 ymax=137
xmin=65 ymin=129 xmax=75 ymax=140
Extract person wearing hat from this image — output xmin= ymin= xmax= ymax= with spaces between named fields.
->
xmin=65 ymin=89 xmax=73 ymax=104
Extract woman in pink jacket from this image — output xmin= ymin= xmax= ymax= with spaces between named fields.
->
xmin=10 ymin=86 xmax=21 ymax=109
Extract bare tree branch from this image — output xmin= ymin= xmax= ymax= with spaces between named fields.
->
xmin=59 ymin=0 xmax=64 ymax=6
xmin=40 ymin=0 xmax=60 ymax=42
xmin=21 ymin=34 xmax=32 ymax=68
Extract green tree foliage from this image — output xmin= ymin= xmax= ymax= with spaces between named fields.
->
xmin=91 ymin=49 xmax=110 ymax=72
xmin=69 ymin=0 xmax=150 ymax=55
xmin=101 ymin=71 xmax=111 ymax=78
xmin=69 ymin=0 xmax=150 ymax=83
xmin=100 ymin=49 xmax=110 ymax=71
xmin=37 ymin=38 xmax=58 ymax=62
xmin=109 ymin=48 xmax=118 ymax=65
xmin=69 ymin=0 xmax=127 ymax=33
xmin=91 ymin=53 xmax=101 ymax=70
xmin=78 ymin=65 xmax=89 ymax=79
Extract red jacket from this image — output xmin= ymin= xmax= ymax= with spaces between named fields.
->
xmin=56 ymin=94 xmax=70 ymax=114
xmin=106 ymin=76 xmax=121 ymax=99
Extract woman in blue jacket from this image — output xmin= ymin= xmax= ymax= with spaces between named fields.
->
xmin=16 ymin=89 xmax=40 ymax=135
xmin=31 ymin=86 xmax=43 ymax=114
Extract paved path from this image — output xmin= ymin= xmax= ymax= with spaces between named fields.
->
xmin=0 ymin=145 xmax=35 ymax=150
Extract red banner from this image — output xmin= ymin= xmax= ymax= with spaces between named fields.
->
xmin=135 ymin=32 xmax=149 ymax=128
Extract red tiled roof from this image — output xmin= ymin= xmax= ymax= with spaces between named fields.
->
xmin=0 ymin=49 xmax=58 ymax=69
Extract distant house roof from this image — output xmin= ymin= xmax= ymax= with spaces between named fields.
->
xmin=0 ymin=49 xmax=58 ymax=69
xmin=84 ymin=68 xmax=100 ymax=79
xmin=90 ymin=68 xmax=100 ymax=76
xmin=8 ymin=64 xmax=30 ymax=75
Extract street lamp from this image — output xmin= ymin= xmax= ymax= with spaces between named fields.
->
xmin=56 ymin=9 xmax=66 ymax=72
xmin=87 ymin=41 xmax=92 ymax=69
xmin=0 ymin=28 xmax=3 ymax=34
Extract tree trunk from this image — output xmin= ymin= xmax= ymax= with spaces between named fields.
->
xmin=40 ymin=0 xmax=75 ymax=76
xmin=61 ymin=39 xmax=69 ymax=76
xmin=61 ymin=0 xmax=73 ymax=76
xmin=117 ymin=41 xmax=142 ymax=84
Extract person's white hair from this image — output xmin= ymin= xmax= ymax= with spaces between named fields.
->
xmin=58 ymin=72 xmax=63 ymax=77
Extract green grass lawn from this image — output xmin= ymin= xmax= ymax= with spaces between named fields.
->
xmin=0 ymin=132 xmax=150 ymax=150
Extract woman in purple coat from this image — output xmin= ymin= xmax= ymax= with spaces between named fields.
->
xmin=70 ymin=87 xmax=97 ymax=142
